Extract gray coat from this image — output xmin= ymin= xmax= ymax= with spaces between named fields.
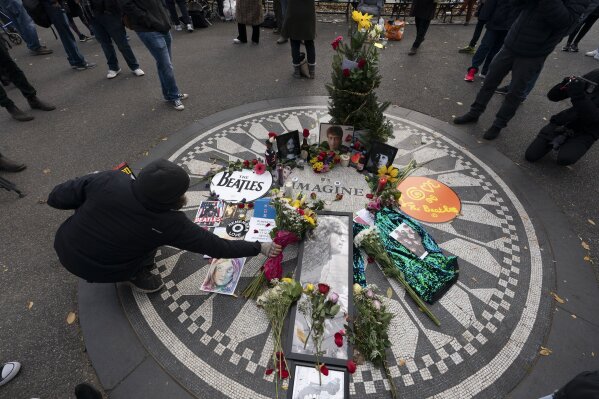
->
xmin=236 ymin=0 xmax=263 ymax=25
xmin=410 ymin=0 xmax=436 ymax=20
xmin=281 ymin=0 xmax=316 ymax=40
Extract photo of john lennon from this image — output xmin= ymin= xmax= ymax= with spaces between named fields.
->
xmin=318 ymin=124 xmax=353 ymax=152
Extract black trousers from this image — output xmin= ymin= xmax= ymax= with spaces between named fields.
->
xmin=0 ymin=44 xmax=36 ymax=108
xmin=237 ymin=23 xmax=260 ymax=43
xmin=66 ymin=249 xmax=158 ymax=283
xmin=469 ymin=46 xmax=546 ymax=129
xmin=567 ymin=14 xmax=599 ymax=46
xmin=525 ymin=123 xmax=596 ymax=165
xmin=290 ymin=39 xmax=315 ymax=65
xmin=469 ymin=18 xmax=486 ymax=48
xmin=165 ymin=0 xmax=191 ymax=25
xmin=412 ymin=17 xmax=431 ymax=48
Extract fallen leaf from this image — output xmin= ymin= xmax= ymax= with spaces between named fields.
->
xmin=27 ymin=301 xmax=33 ymax=310
xmin=398 ymin=359 xmax=406 ymax=367
xmin=571 ymin=314 xmax=577 ymax=319
xmin=539 ymin=346 xmax=552 ymax=356
xmin=42 ymin=168 xmax=51 ymax=174
xmin=66 ymin=312 xmax=77 ymax=325
xmin=584 ymin=256 xmax=591 ymax=262
xmin=387 ymin=287 xmax=393 ymax=299
xmin=582 ymin=242 xmax=590 ymax=251
xmin=550 ymin=292 xmax=565 ymax=304
xmin=589 ymin=219 xmax=596 ymax=226
xmin=37 ymin=199 xmax=47 ymax=204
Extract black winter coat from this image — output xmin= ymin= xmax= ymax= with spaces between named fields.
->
xmin=48 ymin=171 xmax=261 ymax=282
xmin=410 ymin=0 xmax=436 ymax=20
xmin=504 ymin=0 xmax=591 ymax=57
xmin=548 ymin=69 xmax=599 ymax=140
xmin=88 ymin=0 xmax=122 ymax=16
xmin=119 ymin=0 xmax=171 ymax=32
xmin=479 ymin=0 xmax=516 ymax=30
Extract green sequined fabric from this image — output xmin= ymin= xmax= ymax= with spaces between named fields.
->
xmin=353 ymin=208 xmax=459 ymax=304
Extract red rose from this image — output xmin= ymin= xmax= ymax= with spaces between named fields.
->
xmin=347 ymin=360 xmax=357 ymax=374
xmin=334 ymin=332 xmax=344 ymax=347
xmin=248 ymin=202 xmax=254 ymax=209
xmin=357 ymin=58 xmax=366 ymax=69
xmin=238 ymin=203 xmax=245 ymax=209
xmin=268 ymin=132 xmax=278 ymax=138
xmin=353 ymin=142 xmax=361 ymax=150
xmin=320 ymin=364 xmax=329 ymax=376
xmin=279 ymin=369 xmax=289 ymax=379
xmin=251 ymin=159 xmax=258 ymax=165
xmin=254 ymin=162 xmax=266 ymax=175
xmin=242 ymin=159 xmax=250 ymax=167
xmin=265 ymin=368 xmax=274 ymax=375
xmin=343 ymin=68 xmax=350 ymax=77
xmin=328 ymin=151 xmax=335 ymax=157
xmin=331 ymin=35 xmax=343 ymax=50
xmin=317 ymin=155 xmax=324 ymax=162
xmin=297 ymin=208 xmax=305 ymax=215
xmin=366 ymin=193 xmax=374 ymax=199
xmin=318 ymin=283 xmax=330 ymax=295
xmin=319 ymin=151 xmax=327 ymax=158
xmin=303 ymin=128 xmax=310 ymax=138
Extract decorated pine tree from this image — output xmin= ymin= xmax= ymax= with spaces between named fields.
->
xmin=326 ymin=12 xmax=394 ymax=149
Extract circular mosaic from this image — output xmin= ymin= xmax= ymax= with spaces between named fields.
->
xmin=120 ymin=104 xmax=551 ymax=398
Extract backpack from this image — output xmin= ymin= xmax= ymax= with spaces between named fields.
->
xmin=22 ymin=0 xmax=52 ymax=28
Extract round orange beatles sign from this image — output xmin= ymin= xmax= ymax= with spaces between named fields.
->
xmin=397 ymin=176 xmax=461 ymax=223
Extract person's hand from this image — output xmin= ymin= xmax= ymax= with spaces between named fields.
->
xmin=260 ymin=242 xmax=283 ymax=257
xmin=566 ymin=77 xmax=586 ymax=97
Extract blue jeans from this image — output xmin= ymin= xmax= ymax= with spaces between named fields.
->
xmin=136 ymin=31 xmax=180 ymax=101
xmin=42 ymin=3 xmax=86 ymax=66
xmin=90 ymin=15 xmax=139 ymax=71
xmin=471 ymin=29 xmax=507 ymax=75
xmin=0 ymin=0 xmax=42 ymax=50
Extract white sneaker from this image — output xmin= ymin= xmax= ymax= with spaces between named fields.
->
xmin=595 ymin=54 xmax=599 ymax=61
xmin=132 ymin=68 xmax=145 ymax=76
xmin=186 ymin=23 xmax=194 ymax=32
xmin=0 ymin=362 xmax=21 ymax=386
xmin=178 ymin=93 xmax=189 ymax=100
xmin=107 ymin=69 xmax=121 ymax=79
xmin=174 ymin=24 xmax=182 ymax=31
xmin=172 ymin=99 xmax=184 ymax=110
xmin=585 ymin=49 xmax=598 ymax=57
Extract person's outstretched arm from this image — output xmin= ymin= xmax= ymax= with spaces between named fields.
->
xmin=47 ymin=171 xmax=107 ymax=210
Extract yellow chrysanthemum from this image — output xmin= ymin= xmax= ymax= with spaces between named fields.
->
xmin=305 ymin=283 xmax=315 ymax=292
xmin=304 ymin=215 xmax=316 ymax=226
xmin=353 ymin=283 xmax=363 ymax=294
xmin=351 ymin=10 xmax=362 ymax=23
xmin=377 ymin=165 xmax=399 ymax=183
xmin=291 ymin=199 xmax=301 ymax=208
xmin=282 ymin=277 xmax=293 ymax=284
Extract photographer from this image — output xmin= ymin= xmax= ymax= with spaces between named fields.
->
xmin=525 ymin=69 xmax=599 ymax=165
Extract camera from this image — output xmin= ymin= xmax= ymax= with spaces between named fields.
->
xmin=562 ymin=76 xmax=598 ymax=94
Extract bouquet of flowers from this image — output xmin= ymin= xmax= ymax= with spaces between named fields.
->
xmin=256 ymin=278 xmax=303 ymax=398
xmin=297 ymin=283 xmax=341 ymax=385
xmin=354 ymin=226 xmax=440 ymax=325
xmin=309 ymin=150 xmax=341 ymax=173
xmin=242 ymin=194 xmax=318 ymax=299
xmin=364 ymin=160 xmax=418 ymax=211
xmin=346 ymin=284 xmax=398 ymax=398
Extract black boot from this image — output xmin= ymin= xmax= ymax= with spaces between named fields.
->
xmin=0 ymin=155 xmax=27 ymax=172
xmin=5 ymin=104 xmax=34 ymax=122
xmin=453 ymin=112 xmax=479 ymax=124
xmin=27 ymin=96 xmax=56 ymax=111
xmin=483 ymin=126 xmax=502 ymax=140
xmin=292 ymin=65 xmax=301 ymax=79
xmin=308 ymin=64 xmax=315 ymax=79
xmin=128 ymin=265 xmax=164 ymax=293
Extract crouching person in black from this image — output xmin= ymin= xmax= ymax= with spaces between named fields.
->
xmin=526 ymin=69 xmax=599 ymax=166
xmin=48 ymin=159 xmax=281 ymax=293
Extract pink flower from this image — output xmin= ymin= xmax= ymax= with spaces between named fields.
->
xmin=367 ymin=200 xmax=381 ymax=211
xmin=347 ymin=360 xmax=357 ymax=374
xmin=357 ymin=58 xmax=366 ymax=69
xmin=331 ymin=35 xmax=343 ymax=50
xmin=366 ymin=289 xmax=374 ymax=298
xmin=373 ymin=299 xmax=381 ymax=311
xmin=303 ymin=128 xmax=310 ymax=138
xmin=329 ymin=292 xmax=339 ymax=304
xmin=254 ymin=162 xmax=266 ymax=175
xmin=334 ymin=332 xmax=344 ymax=347
xmin=343 ymin=68 xmax=350 ymax=77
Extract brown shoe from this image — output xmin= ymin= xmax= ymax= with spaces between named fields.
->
xmin=0 ymin=155 xmax=26 ymax=172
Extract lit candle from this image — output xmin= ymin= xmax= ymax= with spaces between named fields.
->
xmin=376 ymin=176 xmax=388 ymax=194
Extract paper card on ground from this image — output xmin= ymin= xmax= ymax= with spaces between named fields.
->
xmin=200 ymin=257 xmax=246 ymax=295
xmin=253 ymin=197 xmax=276 ymax=219
xmin=244 ymin=217 xmax=275 ymax=242
xmin=390 ymin=223 xmax=428 ymax=259
xmin=354 ymin=209 xmax=375 ymax=226
xmin=194 ymin=200 xmax=225 ymax=227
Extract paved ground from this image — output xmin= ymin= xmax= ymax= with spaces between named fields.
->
xmin=0 ymin=16 xmax=598 ymax=399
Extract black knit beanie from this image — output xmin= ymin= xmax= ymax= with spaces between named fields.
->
xmin=135 ymin=159 xmax=190 ymax=206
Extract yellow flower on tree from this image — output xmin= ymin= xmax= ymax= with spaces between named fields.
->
xmin=377 ymin=165 xmax=400 ymax=183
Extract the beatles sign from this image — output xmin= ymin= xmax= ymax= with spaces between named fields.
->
xmin=210 ymin=169 xmax=272 ymax=203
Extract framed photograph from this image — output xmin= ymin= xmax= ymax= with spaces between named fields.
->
xmin=194 ymin=200 xmax=225 ymax=227
xmin=365 ymin=141 xmax=398 ymax=173
xmin=276 ymin=130 xmax=301 ymax=161
xmin=286 ymin=212 xmax=353 ymax=366
xmin=200 ymin=257 xmax=246 ymax=295
xmin=287 ymin=361 xmax=349 ymax=399
xmin=318 ymin=124 xmax=353 ymax=152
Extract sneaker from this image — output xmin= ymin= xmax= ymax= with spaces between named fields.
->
xmin=174 ymin=24 xmax=182 ymax=31
xmin=0 ymin=362 xmax=21 ymax=386
xmin=178 ymin=93 xmax=189 ymax=100
xmin=107 ymin=69 xmax=121 ymax=79
xmin=233 ymin=38 xmax=245 ymax=44
xmin=495 ymin=85 xmax=509 ymax=95
xmin=570 ymin=44 xmax=579 ymax=52
xmin=453 ymin=113 xmax=479 ymax=124
xmin=186 ymin=23 xmax=194 ymax=32
xmin=464 ymin=67 xmax=476 ymax=82
xmin=585 ymin=49 xmax=598 ymax=57
xmin=458 ymin=45 xmax=476 ymax=54
xmin=79 ymin=34 xmax=91 ymax=42
xmin=562 ymin=44 xmax=571 ymax=52
xmin=132 ymin=68 xmax=145 ymax=76
xmin=595 ymin=53 xmax=599 ymax=61
xmin=483 ymin=126 xmax=502 ymax=140
xmin=408 ymin=47 xmax=417 ymax=55
xmin=128 ymin=266 xmax=164 ymax=293
xmin=73 ymin=62 xmax=97 ymax=71
xmin=172 ymin=99 xmax=185 ymax=111
xmin=276 ymin=37 xmax=288 ymax=44
xmin=478 ymin=72 xmax=486 ymax=79
xmin=30 ymin=46 xmax=53 ymax=56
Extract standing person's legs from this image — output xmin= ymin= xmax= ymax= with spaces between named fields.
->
xmin=572 ymin=14 xmax=599 ymax=46
xmin=469 ymin=48 xmax=515 ymax=116
xmin=1 ymin=0 xmax=43 ymax=51
xmin=412 ymin=17 xmax=430 ymax=48
xmin=464 ymin=0 xmax=476 ymax=23
xmin=90 ymin=18 xmax=119 ymax=71
xmin=290 ymin=38 xmax=302 ymax=64
xmin=490 ymin=54 xmax=546 ymax=131
xmin=175 ymin=0 xmax=191 ymax=25
xmin=165 ymin=0 xmax=180 ymax=26
xmin=100 ymin=15 xmax=139 ymax=71
xmin=43 ymin=3 xmax=87 ymax=66
xmin=470 ymin=29 xmax=495 ymax=71
xmin=480 ymin=30 xmax=506 ymax=75
xmin=0 ymin=44 xmax=36 ymax=100
xmin=136 ymin=31 xmax=180 ymax=102
xmin=304 ymin=40 xmax=315 ymax=64
xmin=251 ymin=25 xmax=259 ymax=43
xmin=469 ymin=19 xmax=485 ymax=47
xmin=66 ymin=12 xmax=84 ymax=37
xmin=236 ymin=23 xmax=247 ymax=42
